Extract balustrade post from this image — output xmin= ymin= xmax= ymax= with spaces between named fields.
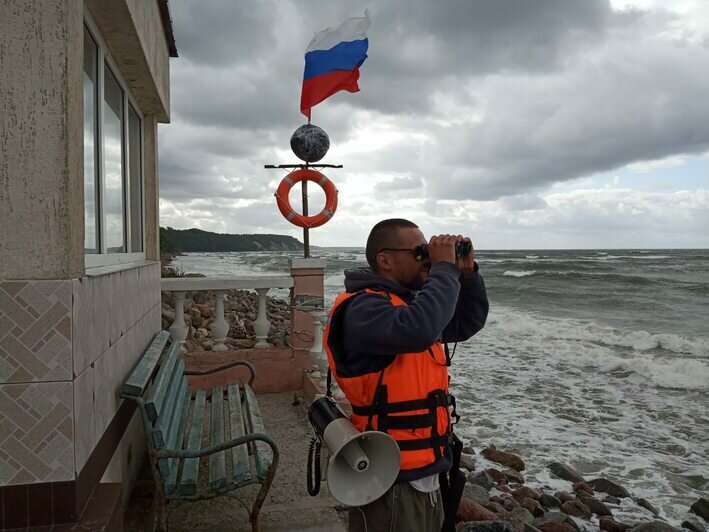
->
xmin=308 ymin=310 xmax=327 ymax=373
xmin=168 ymin=291 xmax=188 ymax=350
xmin=211 ymin=290 xmax=229 ymax=351
xmin=254 ymin=288 xmax=271 ymax=347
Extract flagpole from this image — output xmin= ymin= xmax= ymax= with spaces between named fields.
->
xmin=302 ymin=114 xmax=311 ymax=258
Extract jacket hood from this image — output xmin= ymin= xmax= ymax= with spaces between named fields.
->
xmin=343 ymin=267 xmax=415 ymax=300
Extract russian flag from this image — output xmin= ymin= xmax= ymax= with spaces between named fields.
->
xmin=300 ymin=12 xmax=371 ymax=119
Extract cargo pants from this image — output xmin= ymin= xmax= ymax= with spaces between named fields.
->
xmin=348 ymin=482 xmax=444 ymax=532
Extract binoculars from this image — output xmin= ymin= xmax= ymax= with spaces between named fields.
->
xmin=413 ymin=240 xmax=472 ymax=261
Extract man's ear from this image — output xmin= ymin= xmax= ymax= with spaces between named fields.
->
xmin=376 ymin=252 xmax=392 ymax=273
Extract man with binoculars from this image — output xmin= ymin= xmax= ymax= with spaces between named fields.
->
xmin=323 ymin=218 xmax=489 ymax=531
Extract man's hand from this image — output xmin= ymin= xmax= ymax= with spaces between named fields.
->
xmin=455 ymin=235 xmax=476 ymax=277
xmin=427 ymin=234 xmax=458 ymax=265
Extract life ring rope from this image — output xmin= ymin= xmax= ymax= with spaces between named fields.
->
xmin=274 ymin=169 xmax=338 ymax=228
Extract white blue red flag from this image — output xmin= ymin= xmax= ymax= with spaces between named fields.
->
xmin=300 ymin=12 xmax=371 ymax=119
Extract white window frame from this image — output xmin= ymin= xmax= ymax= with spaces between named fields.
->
xmin=84 ymin=11 xmax=146 ymax=270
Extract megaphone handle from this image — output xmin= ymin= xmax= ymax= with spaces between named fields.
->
xmin=306 ymin=437 xmax=322 ymax=496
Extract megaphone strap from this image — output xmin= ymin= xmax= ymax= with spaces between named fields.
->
xmin=395 ymin=434 xmax=452 ymax=451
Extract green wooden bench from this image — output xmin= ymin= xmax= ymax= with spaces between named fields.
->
xmin=120 ymin=331 xmax=279 ymax=532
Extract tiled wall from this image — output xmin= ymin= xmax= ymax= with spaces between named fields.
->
xmin=0 ymin=262 xmax=161 ymax=487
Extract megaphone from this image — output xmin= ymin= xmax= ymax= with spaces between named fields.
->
xmin=307 ymin=396 xmax=401 ymax=506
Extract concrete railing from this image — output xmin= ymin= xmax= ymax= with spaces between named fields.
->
xmin=161 ymin=275 xmax=294 ymax=351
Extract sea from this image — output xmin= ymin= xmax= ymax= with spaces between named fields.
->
xmin=172 ymin=249 xmax=708 ymax=526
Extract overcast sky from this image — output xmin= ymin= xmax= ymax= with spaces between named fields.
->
xmin=158 ymin=0 xmax=709 ymax=249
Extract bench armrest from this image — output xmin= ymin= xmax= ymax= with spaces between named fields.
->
xmin=156 ymin=432 xmax=278 ymax=460
xmin=184 ymin=359 xmax=256 ymax=386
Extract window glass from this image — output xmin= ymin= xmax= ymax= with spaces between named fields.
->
xmin=128 ymin=104 xmax=143 ymax=252
xmin=103 ymin=64 xmax=125 ymax=253
xmin=83 ymin=27 xmax=99 ymax=253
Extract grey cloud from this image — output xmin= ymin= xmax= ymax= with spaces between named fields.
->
xmin=375 ymin=175 xmax=423 ymax=192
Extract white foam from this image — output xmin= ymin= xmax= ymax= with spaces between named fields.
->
xmin=503 ymin=270 xmax=537 ymax=277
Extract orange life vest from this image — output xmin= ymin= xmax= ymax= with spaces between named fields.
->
xmin=323 ymin=289 xmax=455 ymax=472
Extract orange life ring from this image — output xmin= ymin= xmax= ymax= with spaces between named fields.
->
xmin=275 ymin=169 xmax=338 ymax=228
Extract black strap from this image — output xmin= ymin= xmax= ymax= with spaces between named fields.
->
xmin=440 ymin=433 xmax=465 ymax=532
xmin=351 ymin=393 xmax=451 ymax=416
xmin=366 ymin=370 xmax=386 ymax=431
xmin=326 ymin=368 xmax=333 ymax=398
xmin=383 ymin=413 xmax=435 ymax=430
xmin=395 ymin=434 xmax=451 ymax=451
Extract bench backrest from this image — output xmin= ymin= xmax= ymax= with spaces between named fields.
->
xmin=121 ymin=331 xmax=191 ymax=480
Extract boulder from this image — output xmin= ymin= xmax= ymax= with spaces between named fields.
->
xmin=469 ymin=471 xmax=496 ymax=491
xmin=555 ymin=492 xmax=576 ymax=504
xmin=604 ymin=496 xmax=622 ymax=505
xmin=483 ymin=446 xmax=526 ymax=471
xmin=561 ymin=500 xmax=593 ymax=520
xmin=502 ymin=496 xmax=520 ymax=511
xmin=195 ymin=303 xmax=212 ymax=318
xmin=460 ymin=454 xmax=476 ymax=472
xmin=599 ymin=516 xmax=630 ymax=532
xmin=573 ymin=482 xmax=594 ymax=495
xmin=534 ymin=512 xmax=579 ymax=531
xmin=504 ymin=469 xmax=526 ymax=484
xmin=488 ymin=469 xmax=509 ymax=484
xmin=538 ymin=523 xmax=577 ymax=532
xmin=458 ymin=521 xmax=517 ymax=532
xmin=521 ymin=498 xmax=545 ymax=518
xmin=577 ymin=493 xmax=613 ymax=517
xmin=690 ymin=499 xmax=709 ymax=522
xmin=681 ymin=515 xmax=707 ymax=532
xmin=548 ymin=463 xmax=586 ymax=484
xmin=511 ymin=507 xmax=536 ymax=525
xmin=512 ymin=487 xmax=542 ymax=502
xmin=588 ymin=478 xmax=631 ymax=499
xmin=486 ymin=502 xmax=508 ymax=515
xmin=540 ymin=494 xmax=562 ymax=509
xmin=464 ymin=445 xmax=477 ymax=455
xmin=465 ymin=484 xmax=492 ymax=506
xmin=634 ymin=497 xmax=659 ymax=516
xmin=630 ymin=521 xmax=681 ymax=532
xmin=458 ymin=498 xmax=499 ymax=522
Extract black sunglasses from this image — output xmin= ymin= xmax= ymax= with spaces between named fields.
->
xmin=378 ymin=245 xmax=429 ymax=262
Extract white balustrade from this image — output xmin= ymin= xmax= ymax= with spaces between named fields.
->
xmin=253 ymin=288 xmax=270 ymax=348
xmin=161 ymin=276 xmax=293 ymax=350
xmin=308 ymin=309 xmax=328 ymax=374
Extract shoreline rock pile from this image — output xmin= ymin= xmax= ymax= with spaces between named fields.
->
xmin=455 ymin=445 xmax=707 ymax=532
xmin=161 ymin=289 xmax=292 ymax=351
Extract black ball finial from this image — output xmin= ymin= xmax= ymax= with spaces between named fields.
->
xmin=290 ymin=124 xmax=330 ymax=163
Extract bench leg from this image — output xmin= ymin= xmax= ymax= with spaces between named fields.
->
xmin=151 ymin=489 xmax=168 ymax=532
xmin=250 ymin=448 xmax=280 ymax=532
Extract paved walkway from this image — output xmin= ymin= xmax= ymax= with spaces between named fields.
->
xmin=124 ymin=391 xmax=347 ymax=531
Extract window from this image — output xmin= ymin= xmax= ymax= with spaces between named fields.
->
xmin=83 ymin=17 xmax=145 ymax=267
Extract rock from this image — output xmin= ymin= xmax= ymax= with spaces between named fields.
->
xmin=465 ymin=484 xmax=492 ymax=506
xmin=457 ymin=521 xmax=516 ymax=532
xmin=512 ymin=487 xmax=542 ymax=502
xmin=195 ymin=303 xmax=212 ymax=318
xmin=535 ymin=512 xmax=579 ymax=531
xmin=458 ymin=498 xmax=499 ymax=522
xmin=461 ymin=454 xmax=476 ymax=472
xmin=634 ymin=497 xmax=659 ymax=516
xmin=588 ymin=478 xmax=631 ymax=499
xmin=464 ymin=445 xmax=477 ymax=455
xmin=538 ymin=523 xmax=577 ymax=532
xmin=573 ymin=482 xmax=594 ymax=495
xmin=193 ymin=292 xmax=208 ymax=304
xmin=548 ymin=463 xmax=586 ymax=484
xmin=599 ymin=516 xmax=630 ymax=532
xmin=197 ymin=327 xmax=209 ymax=337
xmin=488 ymin=468 xmax=508 ymax=484
xmin=555 ymin=492 xmax=575 ymax=504
xmin=483 ymin=446 xmax=526 ymax=472
xmin=202 ymin=340 xmax=213 ymax=351
xmin=577 ymin=493 xmax=613 ymax=516
xmin=486 ymin=502 xmax=508 ymax=515
xmin=232 ymin=338 xmax=256 ymax=348
xmin=511 ymin=507 xmax=536 ymax=525
xmin=504 ymin=469 xmax=526 ymax=484
xmin=540 ymin=494 xmax=562 ymax=509
xmin=502 ymin=496 xmax=520 ymax=510
xmin=682 ymin=515 xmax=707 ymax=532
xmin=561 ymin=500 xmax=592 ymax=520
xmin=192 ymin=315 xmax=203 ymax=327
xmin=469 ymin=471 xmax=496 ymax=491
xmin=630 ymin=521 xmax=681 ymax=532
xmin=690 ymin=499 xmax=709 ymax=521
xmin=497 ymin=484 xmax=512 ymax=494
xmin=604 ymin=496 xmax=622 ymax=505
xmin=521 ymin=498 xmax=545 ymax=518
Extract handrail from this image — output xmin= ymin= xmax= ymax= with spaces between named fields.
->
xmin=161 ymin=275 xmax=293 ymax=292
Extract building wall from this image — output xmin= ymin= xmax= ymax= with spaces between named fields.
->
xmin=0 ymin=0 xmax=172 ymax=526
xmin=0 ymin=0 xmax=84 ymax=280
